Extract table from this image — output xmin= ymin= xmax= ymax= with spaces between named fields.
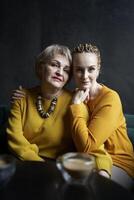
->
xmin=0 ymin=160 xmax=133 ymax=200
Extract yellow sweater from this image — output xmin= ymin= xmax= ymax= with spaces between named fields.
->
xmin=69 ymin=85 xmax=134 ymax=177
xmin=7 ymin=85 xmax=112 ymax=175
xmin=7 ymin=86 xmax=74 ymax=161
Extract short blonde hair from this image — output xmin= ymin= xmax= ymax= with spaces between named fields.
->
xmin=72 ymin=43 xmax=101 ymax=69
xmin=35 ymin=44 xmax=72 ymax=79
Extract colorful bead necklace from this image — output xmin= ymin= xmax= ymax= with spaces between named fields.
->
xmin=36 ymin=95 xmax=57 ymax=118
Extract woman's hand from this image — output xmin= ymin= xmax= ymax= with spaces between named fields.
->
xmin=72 ymin=88 xmax=90 ymax=104
xmin=10 ymin=85 xmax=26 ymax=103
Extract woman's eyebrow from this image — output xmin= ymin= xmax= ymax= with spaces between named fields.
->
xmin=74 ymin=65 xmax=96 ymax=68
xmin=51 ymin=60 xmax=60 ymax=64
xmin=52 ymin=60 xmax=70 ymax=68
xmin=88 ymin=65 xmax=96 ymax=67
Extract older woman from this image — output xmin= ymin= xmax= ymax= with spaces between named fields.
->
xmin=70 ymin=43 xmax=134 ymax=189
xmin=7 ymin=44 xmax=74 ymax=161
xmin=7 ymin=44 xmax=112 ymax=180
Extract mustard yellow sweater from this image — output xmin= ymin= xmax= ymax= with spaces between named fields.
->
xmin=7 ymin=86 xmax=74 ymax=161
xmin=69 ymin=85 xmax=134 ymax=177
xmin=7 ymin=85 xmax=112 ymax=175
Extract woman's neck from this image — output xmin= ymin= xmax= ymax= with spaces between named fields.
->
xmin=89 ymin=83 xmax=102 ymax=100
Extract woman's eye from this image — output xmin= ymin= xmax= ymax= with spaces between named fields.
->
xmin=64 ymin=68 xmax=70 ymax=74
xmin=88 ymin=67 xmax=95 ymax=72
xmin=51 ymin=63 xmax=58 ymax=67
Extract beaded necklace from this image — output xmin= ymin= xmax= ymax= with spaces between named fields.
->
xmin=36 ymin=95 xmax=57 ymax=118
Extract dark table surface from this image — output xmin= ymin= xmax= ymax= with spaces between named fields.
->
xmin=0 ymin=160 xmax=134 ymax=200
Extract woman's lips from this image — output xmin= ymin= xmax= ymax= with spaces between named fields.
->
xmin=82 ymin=81 xmax=90 ymax=84
xmin=52 ymin=76 xmax=63 ymax=82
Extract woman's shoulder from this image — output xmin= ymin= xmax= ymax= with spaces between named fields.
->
xmin=58 ymin=89 xmax=72 ymax=107
xmin=12 ymin=86 xmax=40 ymax=107
xmin=95 ymin=84 xmax=122 ymax=107
xmin=101 ymin=84 xmax=120 ymax=99
xmin=22 ymin=85 xmax=40 ymax=97
xmin=62 ymin=88 xmax=73 ymax=98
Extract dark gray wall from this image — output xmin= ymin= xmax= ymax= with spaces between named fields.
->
xmin=0 ymin=0 xmax=134 ymax=113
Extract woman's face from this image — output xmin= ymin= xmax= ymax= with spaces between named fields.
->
xmin=40 ymin=54 xmax=71 ymax=90
xmin=73 ymin=52 xmax=100 ymax=90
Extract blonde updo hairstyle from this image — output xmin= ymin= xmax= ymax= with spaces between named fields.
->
xmin=35 ymin=44 xmax=72 ymax=80
xmin=72 ymin=43 xmax=101 ymax=69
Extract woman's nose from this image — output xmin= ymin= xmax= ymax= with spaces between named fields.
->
xmin=56 ymin=68 xmax=63 ymax=76
xmin=83 ymin=70 xmax=88 ymax=79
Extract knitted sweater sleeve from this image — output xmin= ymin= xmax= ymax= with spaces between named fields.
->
xmin=6 ymin=95 xmax=43 ymax=161
xmin=70 ymin=91 xmax=122 ymax=152
xmin=69 ymin=90 xmax=122 ymax=152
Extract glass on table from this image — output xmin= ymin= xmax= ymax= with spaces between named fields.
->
xmin=0 ymin=154 xmax=16 ymax=188
xmin=56 ymin=152 xmax=96 ymax=185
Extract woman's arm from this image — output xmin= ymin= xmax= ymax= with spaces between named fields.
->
xmin=69 ymin=91 xmax=122 ymax=152
xmin=7 ymin=93 xmax=44 ymax=161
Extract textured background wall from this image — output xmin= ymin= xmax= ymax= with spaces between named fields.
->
xmin=0 ymin=0 xmax=134 ymax=113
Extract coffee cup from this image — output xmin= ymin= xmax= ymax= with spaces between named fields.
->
xmin=56 ymin=152 xmax=96 ymax=185
xmin=0 ymin=154 xmax=16 ymax=188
